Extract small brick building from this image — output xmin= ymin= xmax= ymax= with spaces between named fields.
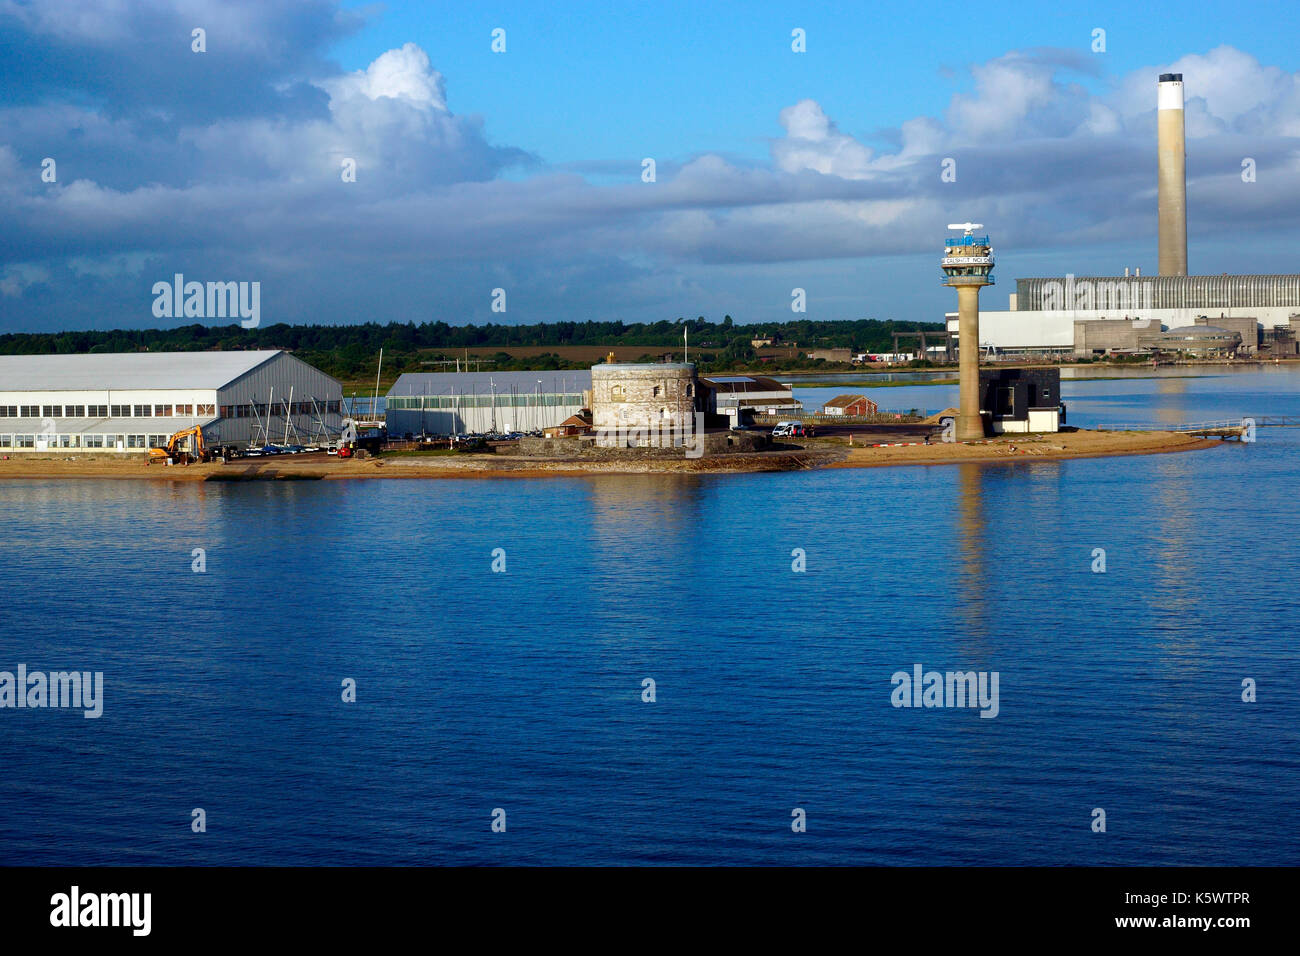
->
xmin=822 ymin=394 xmax=879 ymax=416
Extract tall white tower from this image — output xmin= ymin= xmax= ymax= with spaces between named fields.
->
xmin=1157 ymin=72 xmax=1188 ymax=276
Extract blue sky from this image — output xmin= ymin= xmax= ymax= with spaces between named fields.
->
xmin=2 ymin=0 xmax=1299 ymax=332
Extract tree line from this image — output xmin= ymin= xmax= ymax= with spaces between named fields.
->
xmin=0 ymin=316 xmax=944 ymax=379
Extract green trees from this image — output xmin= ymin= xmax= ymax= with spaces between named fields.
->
xmin=0 ymin=316 xmax=943 ymax=379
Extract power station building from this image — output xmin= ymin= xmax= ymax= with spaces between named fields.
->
xmin=950 ymin=72 xmax=1300 ymax=356
xmin=385 ymin=370 xmax=590 ymax=436
xmin=0 ymin=350 xmax=343 ymax=453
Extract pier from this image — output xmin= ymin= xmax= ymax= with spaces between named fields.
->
xmin=1097 ymin=420 xmax=1252 ymax=439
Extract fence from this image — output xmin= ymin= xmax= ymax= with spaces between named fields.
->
xmin=1096 ymin=420 xmax=1248 ymax=433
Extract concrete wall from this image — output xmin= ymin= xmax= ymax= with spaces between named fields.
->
xmin=1073 ymin=318 xmax=1166 ymax=355
xmin=1194 ymin=315 xmax=1258 ymax=352
xmin=519 ymin=430 xmax=769 ymax=459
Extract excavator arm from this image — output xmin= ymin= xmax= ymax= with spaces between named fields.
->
xmin=149 ymin=425 xmax=208 ymax=465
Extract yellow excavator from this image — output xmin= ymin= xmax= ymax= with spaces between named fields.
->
xmin=148 ymin=425 xmax=212 ymax=465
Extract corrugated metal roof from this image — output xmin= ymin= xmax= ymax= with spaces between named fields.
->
xmin=0 ymin=351 xmax=282 ymax=391
xmin=701 ymin=375 xmax=791 ymax=394
xmin=389 ymin=370 xmax=592 ymax=396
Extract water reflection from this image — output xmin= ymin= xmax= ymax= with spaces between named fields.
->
xmin=955 ymin=463 xmax=990 ymax=640
xmin=1155 ymin=375 xmax=1189 ymax=426
xmin=583 ymin=475 xmax=709 ymax=624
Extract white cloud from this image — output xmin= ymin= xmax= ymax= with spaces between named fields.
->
xmin=324 ymin=42 xmax=448 ymax=110
xmin=772 ymin=99 xmax=875 ymax=179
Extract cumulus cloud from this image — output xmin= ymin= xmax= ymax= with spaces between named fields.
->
xmin=772 ymin=100 xmax=875 ymax=178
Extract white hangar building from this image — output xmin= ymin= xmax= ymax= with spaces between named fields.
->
xmin=0 ymin=350 xmax=343 ymax=453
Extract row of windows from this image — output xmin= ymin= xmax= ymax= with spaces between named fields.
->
xmin=0 ymin=434 xmax=170 ymax=449
xmin=386 ymin=395 xmax=582 ymax=410
xmin=0 ymin=404 xmax=214 ymax=419
xmin=217 ymin=401 xmax=341 ymax=418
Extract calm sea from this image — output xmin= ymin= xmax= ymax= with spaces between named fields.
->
xmin=0 ymin=367 xmax=1296 ymax=865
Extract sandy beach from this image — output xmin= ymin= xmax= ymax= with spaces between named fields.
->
xmin=0 ymin=429 xmax=1220 ymax=481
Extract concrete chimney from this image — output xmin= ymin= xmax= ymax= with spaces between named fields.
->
xmin=1157 ymin=73 xmax=1188 ymax=276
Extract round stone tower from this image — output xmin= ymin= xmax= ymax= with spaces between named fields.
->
xmin=591 ymin=362 xmax=698 ymax=447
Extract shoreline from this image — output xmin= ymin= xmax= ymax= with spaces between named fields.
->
xmin=0 ymin=430 xmax=1221 ymax=481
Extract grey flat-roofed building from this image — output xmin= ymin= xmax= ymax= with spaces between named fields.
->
xmin=386 ymin=370 xmax=591 ymax=436
xmin=0 ymin=350 xmax=342 ymax=452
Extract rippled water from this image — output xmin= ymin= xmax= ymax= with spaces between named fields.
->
xmin=1 ymin=368 xmax=1297 ymax=865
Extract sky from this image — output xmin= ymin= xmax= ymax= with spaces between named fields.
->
xmin=2 ymin=0 xmax=1299 ymax=333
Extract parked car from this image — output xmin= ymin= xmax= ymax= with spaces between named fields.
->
xmin=772 ymin=422 xmax=805 ymax=438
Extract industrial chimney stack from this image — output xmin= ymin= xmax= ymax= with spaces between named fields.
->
xmin=1157 ymin=73 xmax=1188 ymax=276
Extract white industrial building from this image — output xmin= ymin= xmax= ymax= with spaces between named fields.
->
xmin=0 ymin=350 xmax=343 ymax=453
xmin=385 ymin=370 xmax=591 ymax=436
